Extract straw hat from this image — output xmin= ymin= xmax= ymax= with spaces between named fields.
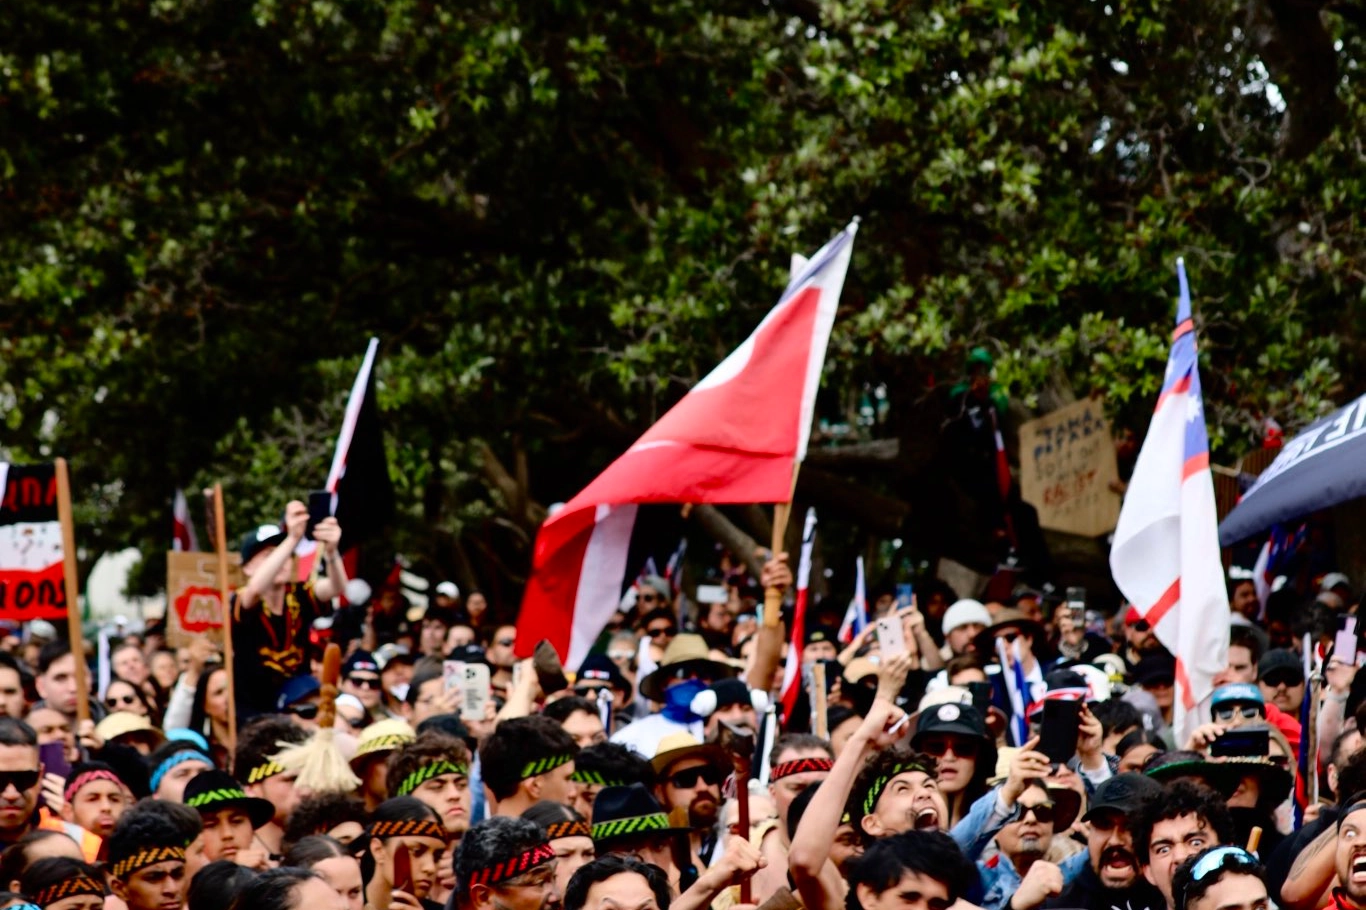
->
xmin=637 ymin=634 xmax=735 ymax=701
xmin=349 ymin=718 xmax=416 ymax=769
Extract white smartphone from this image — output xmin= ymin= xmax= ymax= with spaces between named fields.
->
xmin=443 ymin=660 xmax=465 ymax=693
xmin=695 ymin=584 xmax=728 ymax=605
xmin=876 ymin=615 xmax=907 ymax=656
xmin=461 ymin=663 xmax=491 ymax=720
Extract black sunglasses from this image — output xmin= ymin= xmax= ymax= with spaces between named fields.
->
xmin=647 ymin=626 xmax=678 ymax=639
xmin=286 ymin=704 xmax=319 ymax=720
xmin=106 ymin=693 xmax=140 ymax=708
xmin=669 ymin=766 xmax=723 ymax=789
xmin=0 ymin=770 xmax=40 ymax=793
xmin=1018 ymin=801 xmax=1057 ymax=824
xmin=1262 ymin=669 xmax=1303 ymax=688
xmin=347 ymin=676 xmax=381 ymax=690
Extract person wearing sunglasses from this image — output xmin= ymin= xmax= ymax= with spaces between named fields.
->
xmin=978 ymin=780 xmax=1083 ymax=910
xmin=0 ymin=719 xmax=47 ymax=849
xmin=1256 ymin=650 xmax=1305 ymax=716
xmin=340 ymin=651 xmax=385 ymax=721
xmin=912 ymin=702 xmax=996 ymax=830
xmin=1170 ymin=846 xmax=1266 ymax=910
xmin=650 ymin=734 xmax=729 ymax=870
xmin=973 ymin=610 xmax=1046 ymax=742
xmin=1122 ymin=607 xmax=1166 ymax=669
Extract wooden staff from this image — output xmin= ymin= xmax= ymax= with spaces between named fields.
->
xmin=212 ymin=484 xmax=238 ymax=758
xmin=811 ymin=662 xmax=829 ymax=739
xmin=53 ymin=459 xmax=90 ymax=724
xmin=747 ymin=466 xmax=800 ymax=694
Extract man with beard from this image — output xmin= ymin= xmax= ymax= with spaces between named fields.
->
xmin=1136 ymin=781 xmax=1236 ymax=910
xmin=651 ymin=734 xmax=727 ymax=869
xmin=1046 ymin=773 xmax=1166 ymax=910
xmin=979 ymin=781 xmax=1081 ymax=910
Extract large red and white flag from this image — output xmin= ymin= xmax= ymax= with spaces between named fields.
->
xmin=779 ymin=508 xmax=818 ymax=719
xmin=519 ymin=223 xmax=858 ymax=666
xmin=1110 ymin=260 xmax=1229 ymax=742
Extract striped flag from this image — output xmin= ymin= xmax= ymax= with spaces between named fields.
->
xmin=1109 ymin=260 xmax=1230 ymax=742
xmin=172 ymin=488 xmax=198 ymax=552
xmin=518 ymin=223 xmax=857 ymax=667
xmin=838 ymin=556 xmax=868 ymax=644
xmin=779 ymin=508 xmax=818 ymax=719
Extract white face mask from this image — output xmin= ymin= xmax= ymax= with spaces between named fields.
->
xmin=390 ymin=683 xmax=410 ymax=701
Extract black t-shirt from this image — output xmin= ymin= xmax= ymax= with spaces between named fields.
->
xmin=1047 ymin=862 xmax=1165 ymax=910
xmin=231 ymin=582 xmax=324 ymax=717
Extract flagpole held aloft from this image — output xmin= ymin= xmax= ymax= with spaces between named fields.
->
xmin=212 ymin=483 xmax=238 ymax=760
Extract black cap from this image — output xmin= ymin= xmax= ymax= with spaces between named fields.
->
xmin=913 ymin=702 xmax=988 ymax=741
xmin=1133 ymin=650 xmax=1177 ymax=687
xmin=1258 ymin=648 xmax=1303 ymax=682
xmin=183 ymin=769 xmax=275 ymax=828
xmin=240 ymin=524 xmax=286 ymax=564
xmin=707 ymin=677 xmax=751 ymax=709
xmin=575 ymin=654 xmax=633 ymax=701
xmin=446 ymin=643 xmax=489 ymax=666
xmin=805 ymin=625 xmax=839 ymax=646
xmin=342 ymin=650 xmax=380 ymax=677
xmin=1082 ymin=772 xmax=1164 ymax=822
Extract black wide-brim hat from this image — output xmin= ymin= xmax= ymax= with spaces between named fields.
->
xmin=589 ymin=783 xmax=692 ymax=845
xmin=183 ymin=768 xmax=276 ymax=829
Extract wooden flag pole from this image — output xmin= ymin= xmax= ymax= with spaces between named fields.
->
xmin=53 ymin=459 xmax=90 ymax=725
xmin=213 ymin=484 xmax=238 ymax=759
xmin=747 ymin=465 xmax=800 ymax=695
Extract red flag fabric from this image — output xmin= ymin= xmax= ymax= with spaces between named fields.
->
xmin=779 ymin=507 xmax=818 ymax=719
xmin=518 ymin=223 xmax=858 ymax=665
xmin=172 ymin=488 xmax=198 ymax=552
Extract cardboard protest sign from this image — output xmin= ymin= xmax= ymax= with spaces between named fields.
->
xmin=1018 ymin=399 xmax=1122 ymax=538
xmin=0 ymin=463 xmax=69 ymax=619
xmin=165 ymin=550 xmax=244 ymax=647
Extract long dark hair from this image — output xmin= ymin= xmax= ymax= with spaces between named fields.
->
xmin=228 ymin=868 xmax=318 ymax=910
xmin=358 ymin=797 xmax=443 ymax=887
xmin=188 ymin=665 xmax=228 ymax=740
xmin=104 ymin=675 xmax=159 ymax=725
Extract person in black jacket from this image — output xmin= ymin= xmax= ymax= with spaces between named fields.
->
xmin=1047 ymin=774 xmax=1166 ymax=910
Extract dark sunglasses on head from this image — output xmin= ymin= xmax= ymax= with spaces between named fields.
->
xmin=1132 ymin=619 xmax=1151 ymax=632
xmin=0 ymin=770 xmax=40 ymax=793
xmin=1018 ymin=800 xmax=1057 ymax=824
xmin=347 ymin=676 xmax=381 ymax=690
xmin=1174 ymin=846 xmax=1261 ymax=910
xmin=669 ymin=766 xmax=723 ymax=789
xmin=286 ymin=704 xmax=319 ymax=720
xmin=1262 ymin=670 xmax=1302 ymax=688
xmin=1212 ymin=704 xmax=1262 ymax=723
xmin=106 ymin=693 xmax=140 ymax=708
xmin=919 ymin=735 xmax=981 ymax=760
xmin=647 ymin=626 xmax=678 ymax=639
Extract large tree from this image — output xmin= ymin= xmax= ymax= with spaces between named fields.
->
xmin=1 ymin=0 xmax=1361 ymax=604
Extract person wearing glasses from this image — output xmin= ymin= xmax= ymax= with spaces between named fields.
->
xmin=911 ymin=702 xmax=996 ymax=830
xmin=341 ymin=651 xmax=385 ymax=723
xmin=1256 ymin=650 xmax=1306 ymax=717
xmin=650 ymin=734 xmax=728 ymax=869
xmin=978 ymin=780 xmax=1083 ymax=910
xmin=1170 ymin=846 xmax=1267 ymax=910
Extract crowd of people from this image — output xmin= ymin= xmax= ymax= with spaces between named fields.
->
xmin=0 ymin=496 xmax=1360 ymax=910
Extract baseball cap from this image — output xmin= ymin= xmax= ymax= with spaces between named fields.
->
xmin=375 ymin=643 xmax=414 ymax=670
xmin=1322 ymin=572 xmax=1352 ymax=593
xmin=240 ymin=523 xmax=286 ymax=564
xmin=342 ymin=650 xmax=380 ymax=678
xmin=1133 ymin=651 xmax=1177 ymax=687
xmin=1210 ymin=683 xmax=1263 ymax=710
xmin=436 ymin=581 xmax=459 ymax=598
xmin=1258 ymin=648 xmax=1303 ymax=683
xmin=276 ymin=675 xmax=321 ymax=711
xmin=1082 ymin=772 xmax=1164 ymax=822
xmin=805 ymin=625 xmax=839 ymax=646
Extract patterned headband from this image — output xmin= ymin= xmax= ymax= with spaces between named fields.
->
xmin=33 ymin=876 xmax=104 ymax=908
xmin=467 ymin=842 xmax=555 ymax=888
xmin=369 ymin=818 xmax=447 ymax=841
xmin=395 ymin=760 xmax=469 ymax=797
xmin=861 ymin=759 xmax=936 ymax=818
xmin=149 ymin=751 xmax=213 ymax=793
xmin=568 ymin=770 xmax=624 ymax=787
xmin=591 ymin=812 xmax=670 ymax=842
xmin=63 ymin=769 xmax=122 ymax=804
xmin=186 ymin=785 xmax=251 ymax=811
xmin=111 ymin=846 xmax=187 ymax=880
xmin=770 ymin=758 xmax=834 ymax=781
xmin=246 ymin=760 xmax=287 ymax=784
xmin=355 ymin=733 xmax=415 ymax=758
xmin=544 ymin=820 xmax=591 ymax=840
xmin=520 ymin=753 xmax=573 ymax=781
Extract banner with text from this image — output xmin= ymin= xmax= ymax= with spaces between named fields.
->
xmin=165 ymin=551 xmax=244 ymax=647
xmin=0 ymin=463 xmax=68 ymax=620
xmin=1018 ymin=399 xmax=1122 ymax=538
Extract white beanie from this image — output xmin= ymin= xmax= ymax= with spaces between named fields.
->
xmin=941 ymin=599 xmax=992 ymax=637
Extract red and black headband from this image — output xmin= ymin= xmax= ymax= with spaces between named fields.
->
xmin=770 ymin=758 xmax=834 ymax=781
xmin=467 ymin=842 xmax=555 ymax=889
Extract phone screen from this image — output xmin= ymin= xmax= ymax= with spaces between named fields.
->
xmin=39 ymin=741 xmax=71 ymax=781
xmin=1038 ymin=700 xmax=1082 ymax=765
xmin=1210 ymin=728 xmax=1269 ymax=758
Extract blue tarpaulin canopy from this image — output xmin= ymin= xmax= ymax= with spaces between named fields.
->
xmin=1219 ymin=391 xmax=1366 ymax=545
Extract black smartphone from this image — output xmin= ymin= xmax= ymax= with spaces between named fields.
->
xmin=1038 ymin=699 xmax=1082 ymax=765
xmin=967 ymin=681 xmax=993 ymax=718
xmin=1210 ymin=728 xmax=1269 ymax=758
xmin=39 ymin=741 xmax=71 ymax=780
xmin=306 ymin=490 xmax=332 ymax=540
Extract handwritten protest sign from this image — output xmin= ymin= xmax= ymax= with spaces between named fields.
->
xmin=166 ymin=550 xmax=244 ymax=647
xmin=0 ymin=463 xmax=68 ymax=620
xmin=1018 ymin=399 xmax=1122 ymax=538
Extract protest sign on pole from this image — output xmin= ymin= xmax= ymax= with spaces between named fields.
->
xmin=165 ymin=550 xmax=244 ymax=647
xmin=1018 ymin=398 xmax=1122 ymax=538
xmin=53 ymin=459 xmax=91 ymax=723
xmin=0 ymin=462 xmax=68 ymax=620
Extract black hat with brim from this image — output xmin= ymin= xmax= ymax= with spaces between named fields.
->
xmin=590 ymin=784 xmax=692 ymax=845
xmin=1143 ymin=755 xmax=1242 ymax=798
xmin=183 ymin=768 xmax=276 ymax=828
